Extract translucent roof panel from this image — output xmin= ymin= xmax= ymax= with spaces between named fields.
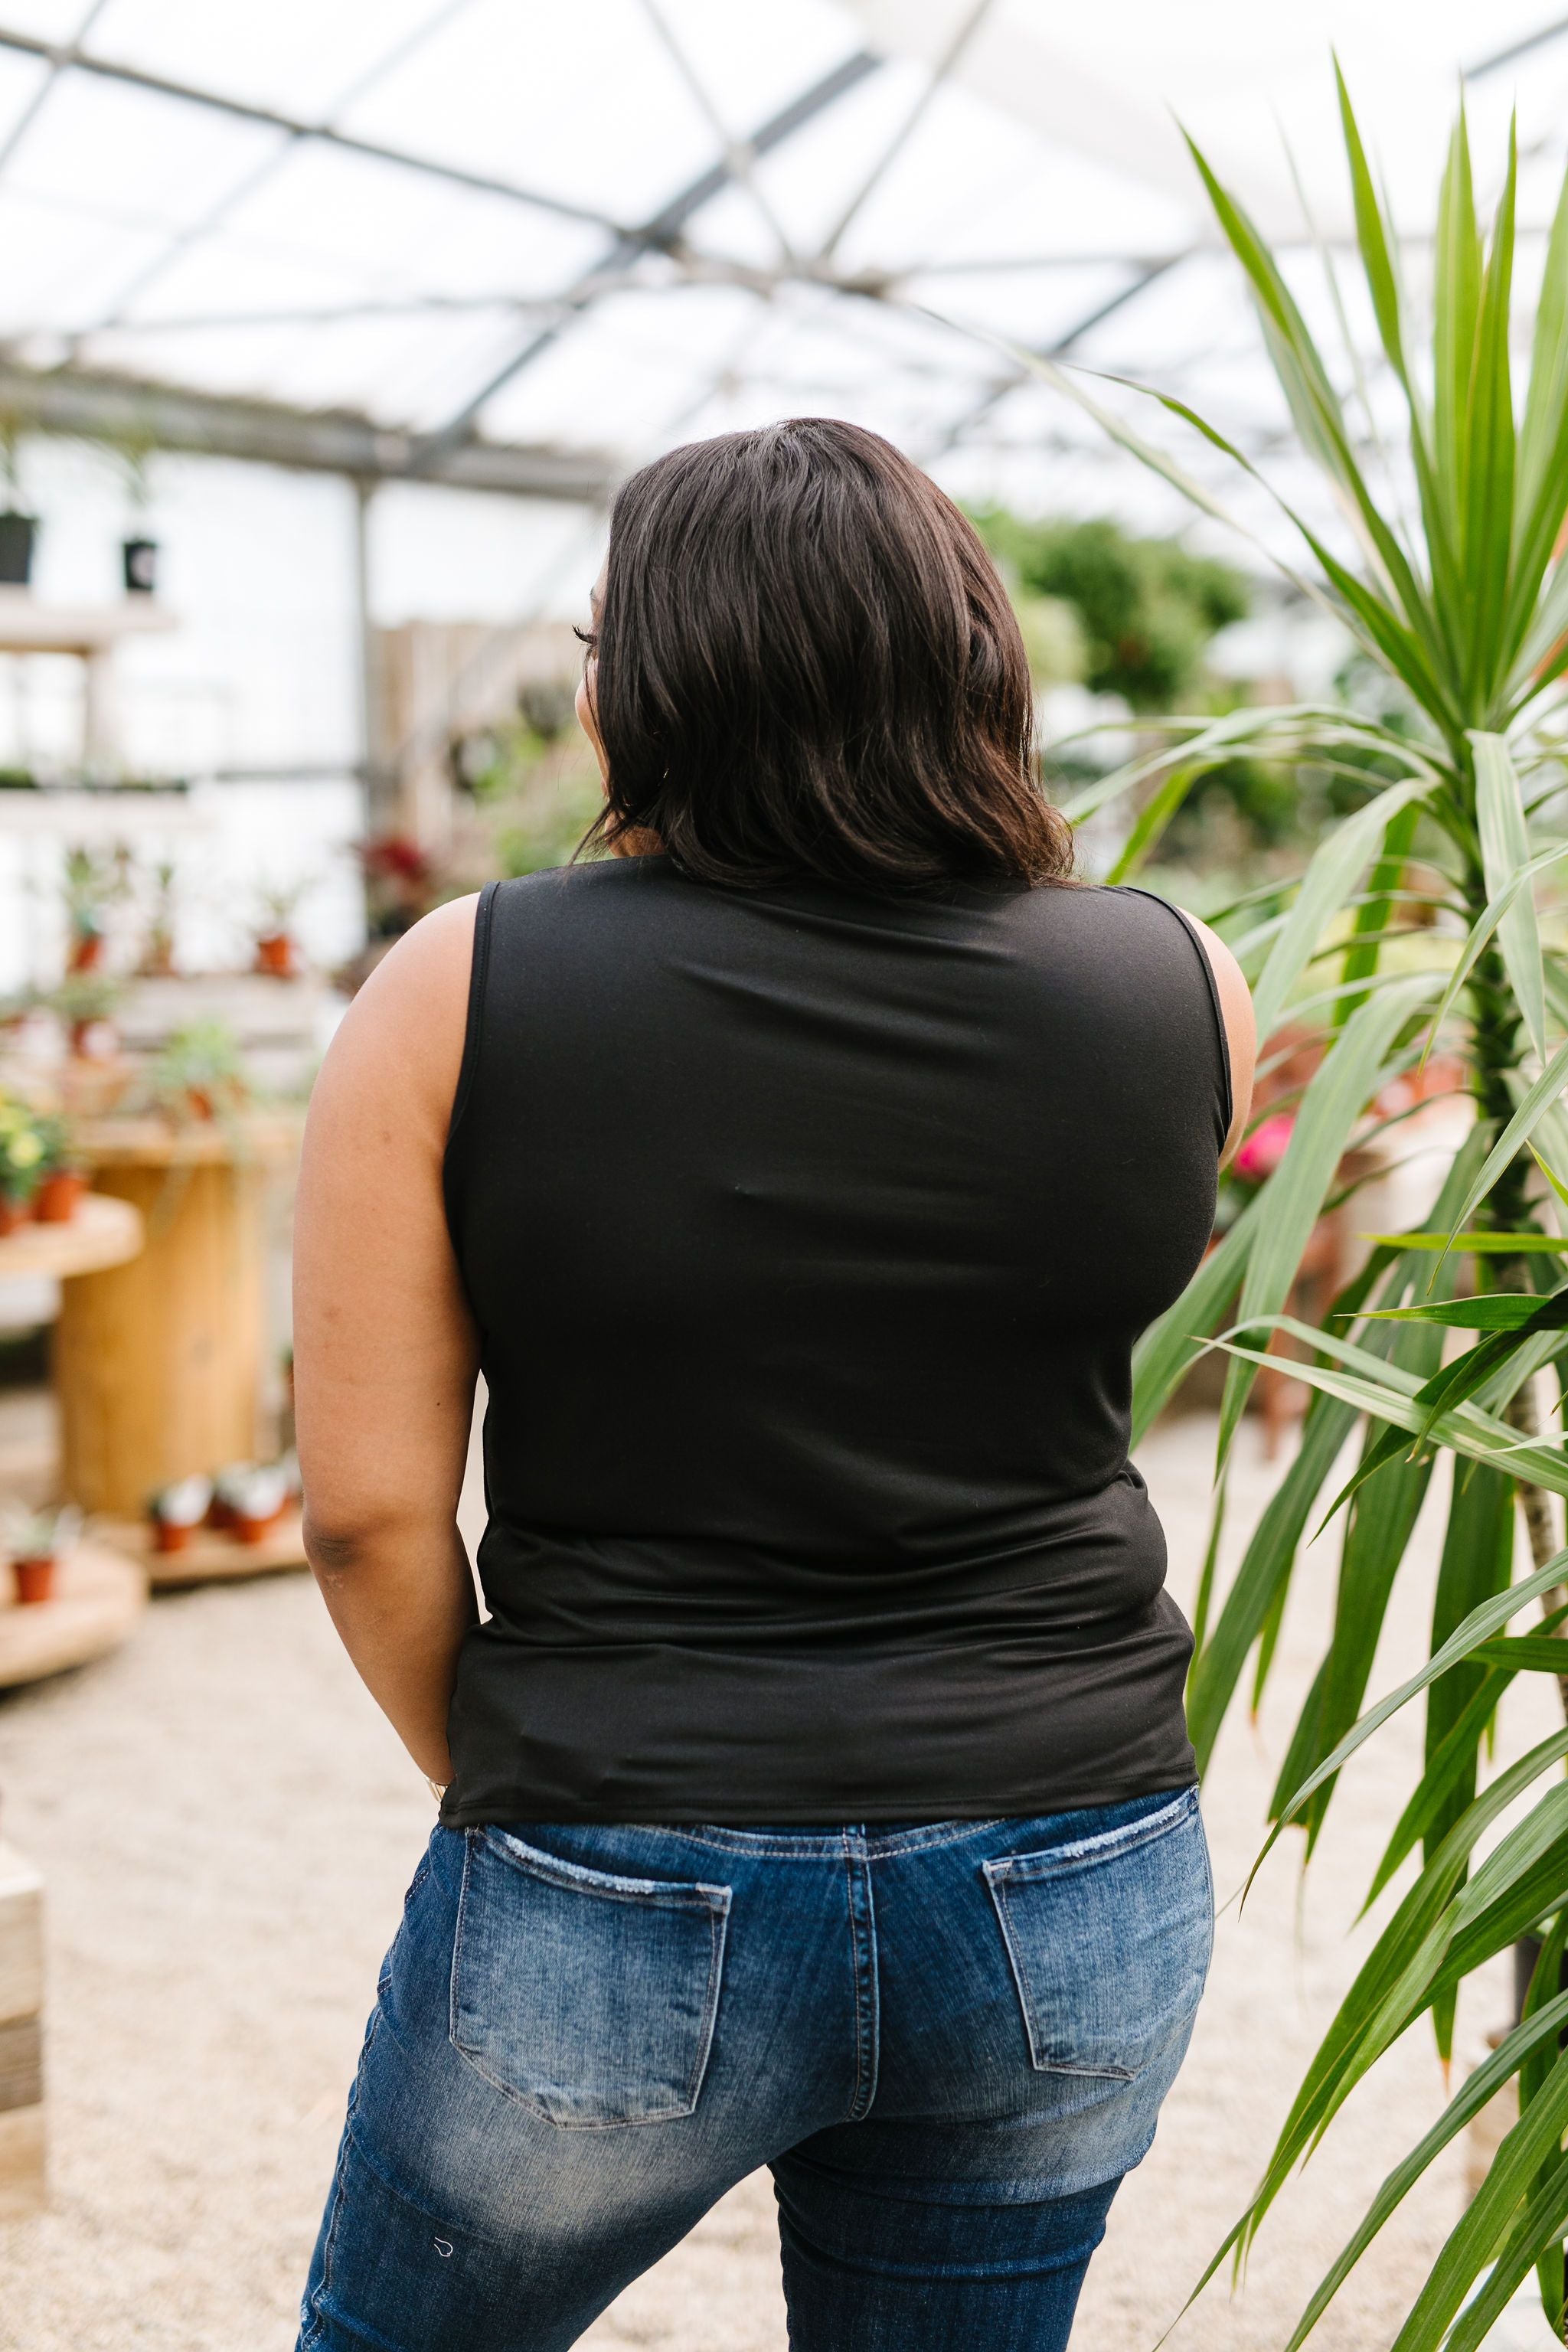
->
xmin=0 ymin=0 xmax=1561 ymax=521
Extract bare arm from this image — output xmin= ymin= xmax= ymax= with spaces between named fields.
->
xmin=292 ymin=895 xmax=482 ymax=1786
xmin=1182 ymin=913 xmax=1256 ymax=1170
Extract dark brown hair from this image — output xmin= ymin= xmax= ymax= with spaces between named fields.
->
xmin=583 ymin=418 xmax=1073 ymax=891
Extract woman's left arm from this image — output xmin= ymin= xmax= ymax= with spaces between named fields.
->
xmin=292 ymin=895 xmax=482 ymax=1787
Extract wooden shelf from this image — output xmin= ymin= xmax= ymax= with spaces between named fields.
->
xmin=93 ymin=1507 xmax=307 ymax=1589
xmin=0 ymin=1194 xmax=142 ymax=1280
xmin=0 ymin=1539 xmax=146 ymax=1690
xmin=0 ymin=591 xmax=175 ymax=655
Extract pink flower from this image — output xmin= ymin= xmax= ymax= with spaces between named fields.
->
xmin=1233 ymin=1111 xmax=1295 ymax=1185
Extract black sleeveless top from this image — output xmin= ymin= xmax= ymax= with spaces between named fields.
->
xmin=440 ymin=858 xmax=1227 ymax=1827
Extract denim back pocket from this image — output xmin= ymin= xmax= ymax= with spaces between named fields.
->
xmin=983 ymin=1788 xmax=1213 ymax=2082
xmin=449 ymin=1829 xmax=732 ymax=2128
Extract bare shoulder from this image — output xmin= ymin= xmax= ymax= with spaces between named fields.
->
xmin=312 ymin=894 xmax=481 ymax=1155
xmin=1177 ymin=910 xmax=1256 ymax=1162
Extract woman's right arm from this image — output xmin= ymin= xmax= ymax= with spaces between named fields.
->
xmin=1182 ymin=915 xmax=1256 ymax=1169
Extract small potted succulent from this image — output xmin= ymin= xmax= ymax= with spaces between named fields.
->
xmin=117 ymin=430 xmax=158 ymax=596
xmin=253 ymin=878 xmax=310 ymax=978
xmin=63 ymin=844 xmax=127 ymax=973
xmin=147 ymin=1473 xmax=211 ymax=1555
xmin=230 ymin=1463 xmax=289 ymax=1545
xmin=51 ymin=971 xmax=122 ymax=1061
xmin=6 ymin=1504 xmax=80 ymax=1604
xmin=144 ymin=1019 xmax=249 ymax=1124
xmin=0 ymin=1093 xmax=43 ymax=1233
xmin=31 ymin=1112 xmax=85 ymax=1223
xmin=137 ymin=858 xmax=178 ymax=977
xmin=207 ymin=1460 xmax=253 ymax=1532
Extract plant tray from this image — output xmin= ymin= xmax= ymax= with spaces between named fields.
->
xmin=93 ymin=1508 xmax=308 ymax=1589
xmin=0 ymin=1539 xmax=146 ymax=1689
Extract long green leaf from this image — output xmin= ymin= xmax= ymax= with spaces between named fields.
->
xmin=1107 ymin=761 xmax=1204 ymax=882
xmin=1447 ymin=1032 xmax=1568 ymax=1247
xmin=1291 ymin=1271 xmax=1454 ymax=1845
xmin=1217 ymin=977 xmax=1436 ymax=1457
xmin=1217 ymin=1338 xmax=1568 ymax=1497
xmin=1250 ymin=782 xmax=1430 ymax=1044
xmin=1227 ymin=1729 xmax=1568 ymax=2269
xmin=1444 ymin=2145 xmax=1568 ymax=2352
xmin=1433 ymin=103 xmax=1481 ymax=573
xmin=1423 ymin=836 xmax=1568 ymax=1048
xmin=1338 ymin=801 xmax=1419 ymax=1025
xmin=1181 ymin=128 xmax=1447 ymax=678
xmin=1501 ymin=157 xmax=1568 ymax=678
xmin=1250 ymin=1549 xmax=1568 ymax=1847
xmin=1276 ymin=1990 xmax=1568 ymax=2351
xmin=1472 ymin=730 xmax=1547 ymax=1059
xmin=1129 ymin=1197 xmax=1256 ymax=1446
xmin=1390 ymin=2042 xmax=1568 ymax=2350
xmin=1462 ymin=125 xmax=1517 ymax=711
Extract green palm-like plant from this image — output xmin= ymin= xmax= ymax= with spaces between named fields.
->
xmin=1009 ymin=70 xmax=1568 ymax=2349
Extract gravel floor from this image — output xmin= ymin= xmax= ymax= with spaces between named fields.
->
xmin=0 ymin=1404 xmax=1557 ymax=2352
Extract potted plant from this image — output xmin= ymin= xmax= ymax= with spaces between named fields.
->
xmin=253 ymin=878 xmax=310 ymax=978
xmin=137 ymin=859 xmax=177 ymax=977
xmin=358 ymin=833 xmax=436 ymax=942
xmin=0 ymin=416 xmax=37 ymax=589
xmin=0 ymin=1093 xmax=42 ymax=1233
xmin=206 ymin=1461 xmax=253 ymax=1531
xmin=50 ymin=972 xmax=121 ymax=1061
xmin=31 ymin=1112 xmax=85 ymax=1223
xmin=5 ymin=1505 xmax=80 ymax=1604
xmin=143 ymin=1020 xmax=249 ymax=1124
xmin=147 ymin=1474 xmax=211 ymax=1556
xmin=62 ymin=844 xmax=127 ymax=972
xmin=115 ymin=427 xmax=157 ymax=596
xmin=230 ymin=1463 xmax=289 ymax=1545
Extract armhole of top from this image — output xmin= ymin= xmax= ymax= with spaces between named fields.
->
xmin=1115 ymin=885 xmax=1234 ymax=1143
xmin=442 ymin=880 xmax=499 ymax=1209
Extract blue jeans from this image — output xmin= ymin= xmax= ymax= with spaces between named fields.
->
xmin=299 ymin=1788 xmax=1212 ymax=2352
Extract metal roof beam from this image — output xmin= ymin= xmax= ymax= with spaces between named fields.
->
xmin=0 ymin=356 xmax=617 ymax=500
xmin=0 ymin=22 xmax=632 ymax=235
xmin=408 ymin=47 xmax=882 ymax=472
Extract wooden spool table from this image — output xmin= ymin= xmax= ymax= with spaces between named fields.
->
xmin=0 ymin=1199 xmax=150 ymax=1687
xmin=54 ymin=1114 xmax=300 ymax=1520
xmin=0 ymin=1192 xmax=143 ymax=1282
xmin=0 ymin=1538 xmax=146 ymax=1690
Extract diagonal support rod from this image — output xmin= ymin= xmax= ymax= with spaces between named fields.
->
xmin=0 ymin=20 xmax=631 ymax=233
xmin=817 ymin=0 xmax=995 ymax=263
xmin=923 ymin=256 xmax=1182 ymax=462
xmin=407 ymin=47 xmax=881 ymax=475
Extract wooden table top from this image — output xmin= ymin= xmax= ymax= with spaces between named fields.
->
xmin=71 ymin=1112 xmax=303 ymax=1168
xmin=0 ymin=1540 xmax=146 ymax=1689
xmin=0 ymin=1193 xmax=143 ymax=1279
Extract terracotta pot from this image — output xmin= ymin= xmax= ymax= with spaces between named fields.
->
xmin=12 ymin=1554 xmax=56 ymax=1604
xmin=33 ymin=1170 xmax=85 ymax=1223
xmin=255 ymin=933 xmax=296 ymax=978
xmin=231 ymin=1509 xmax=279 ymax=1547
xmin=185 ymin=1086 xmax=215 ymax=1121
xmin=70 ymin=1017 xmax=117 ymax=1061
xmin=150 ymin=1517 xmax=194 ymax=1554
xmin=0 ymin=1194 xmax=31 ymax=1236
xmin=68 ymin=932 xmax=103 ymax=974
